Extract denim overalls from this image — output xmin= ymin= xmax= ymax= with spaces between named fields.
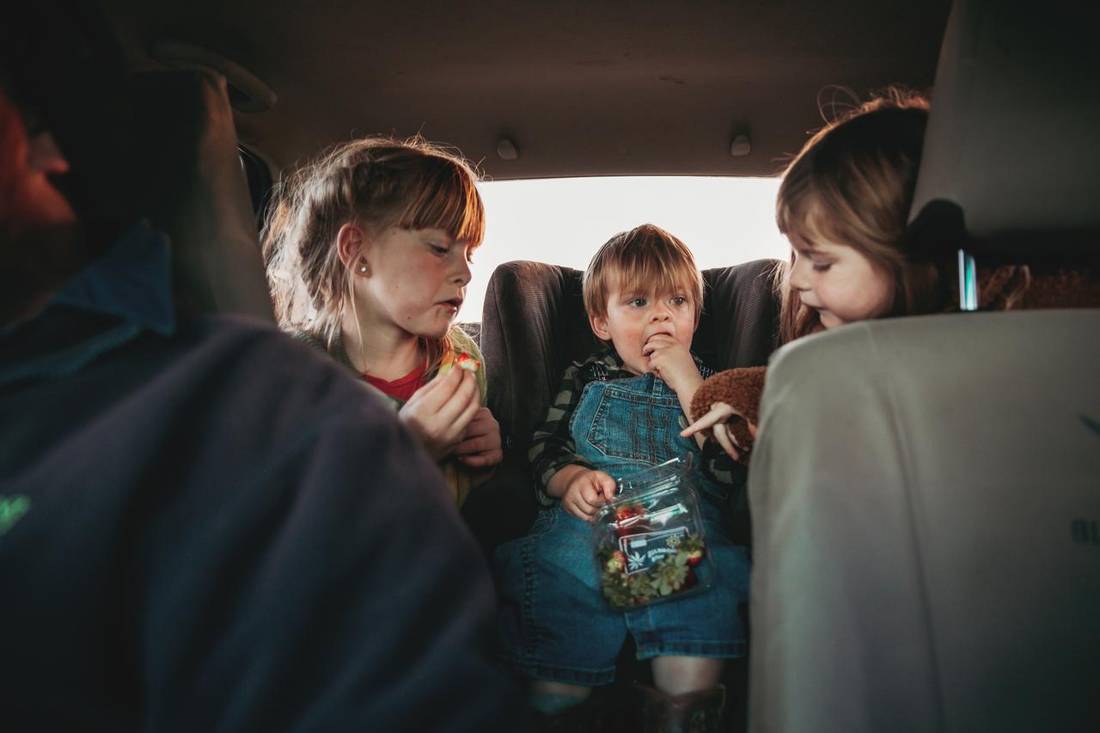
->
xmin=495 ymin=372 xmax=749 ymax=686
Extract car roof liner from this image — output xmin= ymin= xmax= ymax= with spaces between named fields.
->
xmin=97 ymin=0 xmax=950 ymax=178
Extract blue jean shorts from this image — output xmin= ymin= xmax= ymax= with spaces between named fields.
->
xmin=494 ymin=496 xmax=749 ymax=686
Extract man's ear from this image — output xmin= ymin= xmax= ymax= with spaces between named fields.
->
xmin=589 ymin=312 xmax=611 ymax=341
xmin=336 ymin=222 xmax=366 ymax=271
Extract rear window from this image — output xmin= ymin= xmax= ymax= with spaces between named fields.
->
xmin=466 ymin=177 xmax=789 ymax=321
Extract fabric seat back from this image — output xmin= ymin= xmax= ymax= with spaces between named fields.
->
xmin=748 ymin=0 xmax=1100 ymax=730
xmin=750 ymin=312 xmax=1100 ymax=731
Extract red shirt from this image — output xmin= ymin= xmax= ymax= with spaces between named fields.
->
xmin=362 ymin=362 xmax=428 ymax=403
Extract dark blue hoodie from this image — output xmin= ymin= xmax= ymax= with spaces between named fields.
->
xmin=0 ymin=225 xmax=524 ymax=731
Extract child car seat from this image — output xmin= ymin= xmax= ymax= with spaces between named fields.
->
xmin=463 ymin=258 xmax=781 ymax=552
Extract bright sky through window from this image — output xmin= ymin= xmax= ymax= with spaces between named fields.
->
xmin=462 ymin=177 xmax=790 ymax=322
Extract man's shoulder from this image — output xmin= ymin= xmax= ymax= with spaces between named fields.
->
xmin=177 ymin=316 xmax=340 ymax=375
xmin=0 ymin=312 xmax=414 ymax=528
xmin=156 ymin=314 xmax=395 ymax=427
xmin=291 ymin=329 xmax=327 ymax=352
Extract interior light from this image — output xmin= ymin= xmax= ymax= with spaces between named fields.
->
xmin=729 ymin=133 xmax=752 ymax=157
xmin=496 ymin=137 xmax=520 ymax=161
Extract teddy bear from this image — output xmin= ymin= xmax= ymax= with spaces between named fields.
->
xmin=689 ymin=366 xmax=766 ymax=463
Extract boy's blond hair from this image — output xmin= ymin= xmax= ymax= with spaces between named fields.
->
xmin=583 ymin=224 xmax=704 ymax=328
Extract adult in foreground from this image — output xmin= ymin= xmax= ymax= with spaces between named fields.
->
xmin=0 ymin=45 xmax=522 ymax=733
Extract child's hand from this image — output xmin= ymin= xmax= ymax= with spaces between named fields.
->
xmin=681 ymin=402 xmax=758 ymax=462
xmin=560 ymin=468 xmax=617 ymax=522
xmin=454 ymin=407 xmax=503 ymax=468
xmin=643 ymin=334 xmax=702 ymax=396
xmin=399 ymin=366 xmax=481 ymax=461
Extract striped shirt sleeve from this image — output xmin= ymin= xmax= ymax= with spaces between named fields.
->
xmin=527 ymin=360 xmax=596 ymax=507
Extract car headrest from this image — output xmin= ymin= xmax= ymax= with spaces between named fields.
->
xmin=909 ymin=0 xmax=1100 ymax=257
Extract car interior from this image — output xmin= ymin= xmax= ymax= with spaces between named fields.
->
xmin=14 ymin=0 xmax=1098 ymax=729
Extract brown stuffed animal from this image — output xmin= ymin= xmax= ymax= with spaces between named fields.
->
xmin=979 ymin=264 xmax=1100 ymax=310
xmin=689 ymin=366 xmax=766 ymax=462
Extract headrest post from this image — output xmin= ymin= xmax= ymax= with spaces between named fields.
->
xmin=958 ymin=249 xmax=979 ymax=311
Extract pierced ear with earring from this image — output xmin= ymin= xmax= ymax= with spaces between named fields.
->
xmin=356 ymin=260 xmax=369 ymax=275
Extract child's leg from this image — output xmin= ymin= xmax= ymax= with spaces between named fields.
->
xmin=529 ymin=680 xmax=592 ymax=714
xmin=651 ymin=655 xmax=723 ymax=695
xmin=643 ymin=657 xmax=726 ymax=731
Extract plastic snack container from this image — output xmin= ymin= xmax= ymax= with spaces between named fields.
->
xmin=593 ymin=457 xmax=710 ymax=609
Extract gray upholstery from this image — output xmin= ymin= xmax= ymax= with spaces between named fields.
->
xmin=749 ymin=0 xmax=1100 ymax=729
xmin=749 ymin=313 xmax=1100 ymax=731
xmin=462 ymin=258 xmax=780 ymax=551
xmin=909 ymin=0 xmax=1100 ymax=254
xmin=132 ymin=70 xmax=274 ymax=321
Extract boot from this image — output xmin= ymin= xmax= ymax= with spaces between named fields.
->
xmin=636 ymin=683 xmax=726 ymax=733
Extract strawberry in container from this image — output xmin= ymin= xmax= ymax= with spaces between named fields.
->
xmin=439 ymin=350 xmax=481 ymax=376
xmin=455 ymin=352 xmax=480 ymax=372
xmin=592 ymin=458 xmax=709 ymax=609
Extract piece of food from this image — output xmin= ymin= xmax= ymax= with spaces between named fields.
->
xmin=612 ymin=504 xmax=647 ymax=538
xmin=455 ymin=352 xmax=480 ymax=371
xmin=596 ymin=532 xmax=706 ymax=609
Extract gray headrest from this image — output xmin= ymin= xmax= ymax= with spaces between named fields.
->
xmin=909 ymin=0 xmax=1100 ymax=255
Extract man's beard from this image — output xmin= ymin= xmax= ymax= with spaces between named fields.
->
xmin=0 ymin=219 xmax=86 ymax=327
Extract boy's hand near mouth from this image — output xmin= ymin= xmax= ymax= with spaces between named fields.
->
xmin=643 ymin=333 xmax=704 ymax=419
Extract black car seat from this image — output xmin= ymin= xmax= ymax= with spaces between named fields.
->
xmin=747 ymin=0 xmax=1100 ymax=730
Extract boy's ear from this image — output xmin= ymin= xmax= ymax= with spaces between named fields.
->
xmin=336 ymin=222 xmax=366 ymax=270
xmin=589 ymin=312 xmax=611 ymax=341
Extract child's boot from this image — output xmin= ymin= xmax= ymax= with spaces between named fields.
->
xmin=636 ymin=683 xmax=726 ymax=733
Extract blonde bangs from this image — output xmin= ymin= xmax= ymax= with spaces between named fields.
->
xmin=614 ymin=249 xmax=701 ymax=305
xmin=395 ymin=158 xmax=485 ymax=248
xmin=584 ymin=224 xmax=703 ymax=321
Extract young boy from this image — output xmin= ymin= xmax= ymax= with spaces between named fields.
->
xmin=494 ymin=224 xmax=750 ymax=732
